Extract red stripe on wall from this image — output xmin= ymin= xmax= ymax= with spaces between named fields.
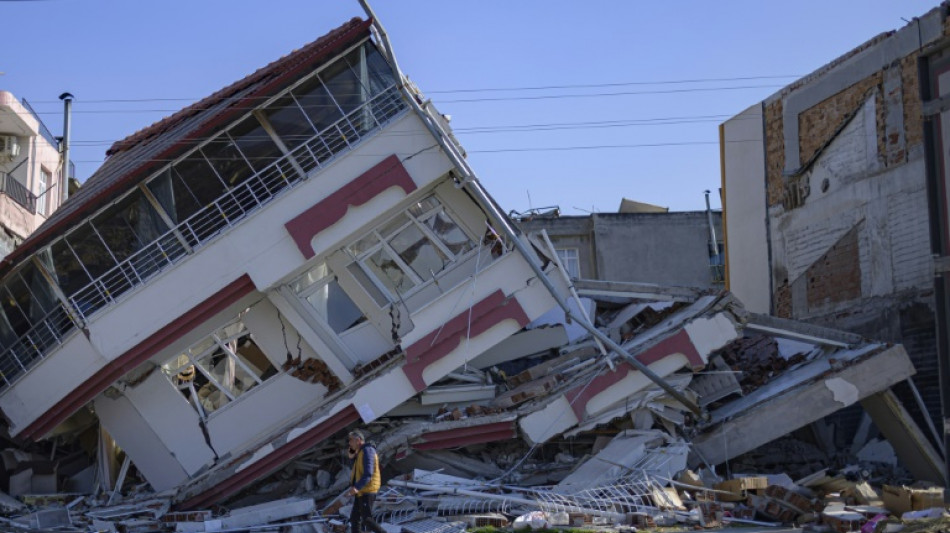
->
xmin=284 ymin=154 xmax=417 ymax=259
xmin=564 ymin=328 xmax=704 ymax=421
xmin=402 ymin=290 xmax=530 ymax=392
xmin=19 ymin=275 xmax=257 ymax=441
xmin=176 ymin=405 xmax=359 ymax=510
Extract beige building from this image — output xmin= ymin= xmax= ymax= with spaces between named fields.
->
xmin=0 ymin=92 xmax=68 ymax=259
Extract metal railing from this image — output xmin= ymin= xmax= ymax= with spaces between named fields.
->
xmin=0 ymin=303 xmax=76 ymax=386
xmin=0 ymin=85 xmax=408 ymax=389
xmin=0 ymin=173 xmax=37 ymax=214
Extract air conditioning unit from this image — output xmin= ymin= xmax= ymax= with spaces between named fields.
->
xmin=0 ymin=136 xmax=20 ymax=162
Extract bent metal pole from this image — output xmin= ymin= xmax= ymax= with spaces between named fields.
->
xmin=357 ymin=0 xmax=703 ymax=418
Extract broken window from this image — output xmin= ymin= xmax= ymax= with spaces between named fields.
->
xmin=161 ymin=314 xmax=277 ymax=419
xmin=347 ymin=196 xmax=475 ymax=300
xmin=292 ymin=263 xmax=367 ymax=334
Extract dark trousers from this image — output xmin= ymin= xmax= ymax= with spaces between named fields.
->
xmin=350 ymin=492 xmax=385 ymax=533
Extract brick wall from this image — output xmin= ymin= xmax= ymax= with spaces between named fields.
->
xmin=765 ymin=100 xmax=785 ymax=208
xmin=798 ymin=73 xmax=884 ymax=169
xmin=806 ymin=226 xmax=862 ymax=309
xmin=901 ymin=54 xmax=923 ymax=150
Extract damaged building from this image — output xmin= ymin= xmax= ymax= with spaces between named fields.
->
xmin=0 ymin=3 xmax=943 ymax=532
xmin=720 ymin=2 xmax=950 ymax=478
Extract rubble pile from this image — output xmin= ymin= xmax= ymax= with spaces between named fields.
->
xmin=0 ymin=283 xmax=941 ymax=532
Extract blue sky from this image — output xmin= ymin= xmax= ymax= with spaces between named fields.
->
xmin=1 ymin=1 xmax=941 ymax=215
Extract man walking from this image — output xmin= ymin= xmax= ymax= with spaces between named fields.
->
xmin=347 ymin=430 xmax=386 ymax=533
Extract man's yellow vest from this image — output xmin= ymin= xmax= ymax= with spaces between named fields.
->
xmin=350 ymin=444 xmax=381 ymax=495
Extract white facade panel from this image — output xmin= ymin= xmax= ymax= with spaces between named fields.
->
xmin=722 ymin=105 xmax=771 ymax=313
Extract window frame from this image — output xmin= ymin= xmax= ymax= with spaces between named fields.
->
xmin=346 ymin=195 xmax=477 ymax=303
xmin=37 ymin=167 xmax=51 ymax=216
xmin=556 ymin=248 xmax=581 ymax=279
xmin=161 ymin=314 xmax=276 ymax=421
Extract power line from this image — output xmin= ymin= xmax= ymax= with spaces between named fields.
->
xmin=23 ymin=75 xmax=800 ymax=104
xmin=18 ymin=84 xmax=785 ymax=116
xmin=60 ymin=113 xmax=763 ymax=147
xmin=65 ymin=139 xmax=763 ymax=164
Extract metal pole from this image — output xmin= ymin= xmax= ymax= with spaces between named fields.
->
xmin=59 ymin=93 xmax=73 ymax=204
xmin=358 ymin=1 xmax=703 ymax=418
xmin=704 ymin=190 xmax=718 ymax=257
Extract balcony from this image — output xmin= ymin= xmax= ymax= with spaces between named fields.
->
xmin=0 ymin=173 xmax=37 ymax=214
xmin=0 ymin=85 xmax=408 ymax=390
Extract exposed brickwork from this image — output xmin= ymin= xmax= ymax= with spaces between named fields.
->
xmin=773 ymin=281 xmax=792 ymax=318
xmin=806 ymin=226 xmax=861 ymax=309
xmin=798 ymin=73 xmax=883 ymax=168
xmin=901 ymin=53 xmax=923 ymax=150
xmin=764 ymin=100 xmax=785 ymax=207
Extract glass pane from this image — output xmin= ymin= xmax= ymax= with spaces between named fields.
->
xmin=305 ymin=279 xmax=365 ymax=334
xmin=91 ymin=190 xmax=169 ymax=264
xmin=64 ymin=223 xmax=116 ymax=281
xmin=320 ymin=49 xmax=368 ymax=115
xmin=408 ymin=197 xmax=440 ymax=218
xmin=423 ymin=210 xmax=473 ymax=256
xmin=349 ymin=232 xmax=379 ymax=257
xmin=263 ymin=95 xmax=316 ymax=150
xmin=366 ymin=247 xmax=415 ymax=295
xmin=292 ymin=262 xmax=329 ymax=294
xmin=12 ymin=262 xmax=56 ymax=321
xmin=229 ymin=116 xmax=283 ymax=171
xmin=173 ymin=153 xmax=228 ymax=210
xmin=362 ymin=43 xmax=397 ymax=96
xmin=50 ymin=239 xmax=91 ymax=305
xmin=292 ymin=77 xmax=343 ymax=132
xmin=193 ymin=348 xmax=235 ymax=413
xmin=390 ymin=224 xmax=448 ymax=282
xmin=0 ymin=285 xmax=29 ymax=340
xmin=377 ymin=213 xmax=410 ymax=239
xmin=203 ymin=136 xmax=255 ymax=187
xmin=189 ymin=336 xmax=215 ymax=358
xmin=147 ymin=167 xmax=196 ymax=224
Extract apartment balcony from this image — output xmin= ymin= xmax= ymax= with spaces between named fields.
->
xmin=0 ymin=172 xmax=37 ymax=214
xmin=0 ymin=85 xmax=408 ymax=391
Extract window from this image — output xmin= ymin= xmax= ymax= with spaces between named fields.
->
xmin=347 ymin=196 xmax=475 ymax=300
xmin=556 ymin=248 xmax=580 ymax=279
xmin=292 ymin=262 xmax=366 ymax=334
xmin=162 ymin=314 xmax=276 ymax=419
xmin=37 ymin=168 xmax=51 ymax=216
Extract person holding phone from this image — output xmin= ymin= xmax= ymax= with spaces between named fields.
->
xmin=346 ymin=430 xmax=385 ymax=533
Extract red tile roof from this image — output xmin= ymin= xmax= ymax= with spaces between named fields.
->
xmin=1 ymin=17 xmax=372 ymax=273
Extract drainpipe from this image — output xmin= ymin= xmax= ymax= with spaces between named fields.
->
xmin=704 ymin=190 xmax=718 ymax=257
xmin=358 ymin=1 xmax=703 ymax=418
xmin=59 ymin=92 xmax=73 ymax=204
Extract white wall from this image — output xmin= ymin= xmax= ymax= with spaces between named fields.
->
xmin=722 ymin=105 xmax=771 ymax=313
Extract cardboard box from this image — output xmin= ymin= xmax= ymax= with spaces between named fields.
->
xmin=714 ymin=477 xmax=768 ymax=501
xmin=882 ymin=485 xmax=945 ymax=516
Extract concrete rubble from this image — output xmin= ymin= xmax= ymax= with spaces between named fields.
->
xmin=0 ymin=283 xmax=945 ymax=532
xmin=0 ymin=4 xmax=945 ymax=533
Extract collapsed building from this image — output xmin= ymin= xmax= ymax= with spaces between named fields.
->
xmin=0 ymin=4 xmax=943 ymax=532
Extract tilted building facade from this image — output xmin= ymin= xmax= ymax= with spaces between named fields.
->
xmin=0 ymin=17 xmax=575 ymax=505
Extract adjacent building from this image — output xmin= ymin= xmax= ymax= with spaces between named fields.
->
xmin=720 ymin=5 xmax=945 ymax=444
xmin=516 ymin=199 xmax=723 ymax=288
xmin=0 ymin=92 xmax=68 ymax=258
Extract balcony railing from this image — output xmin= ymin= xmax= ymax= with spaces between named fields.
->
xmin=0 ymin=173 xmax=37 ymax=214
xmin=0 ymin=85 xmax=408 ymax=390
